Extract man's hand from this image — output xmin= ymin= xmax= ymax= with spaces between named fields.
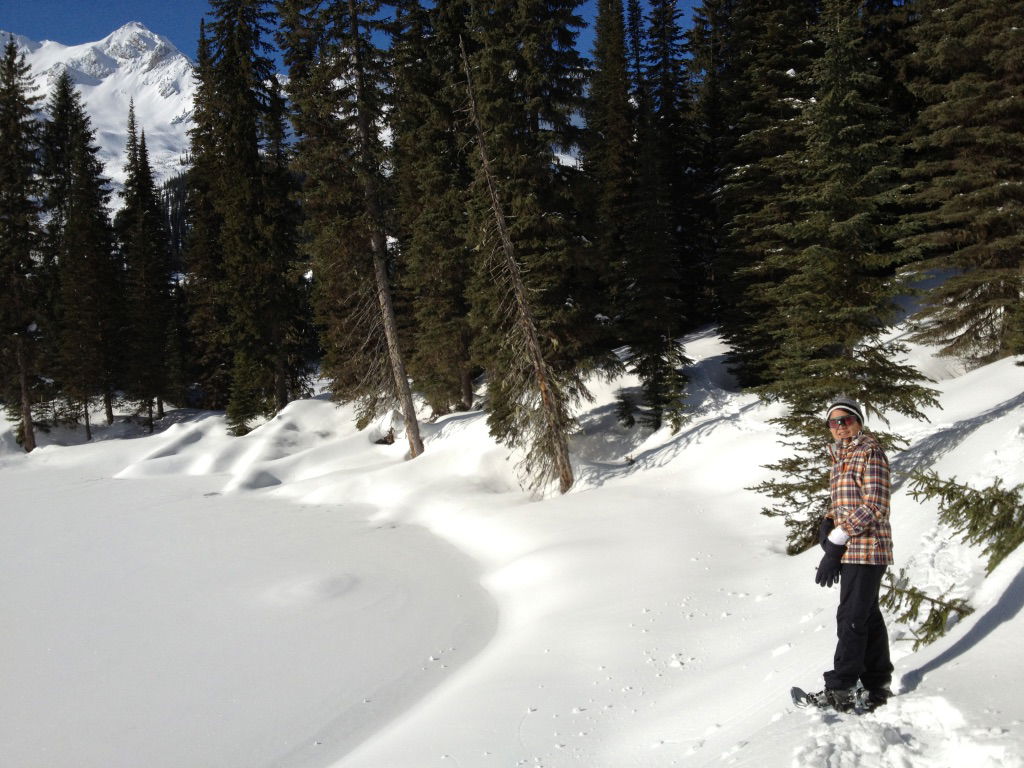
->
xmin=815 ymin=541 xmax=845 ymax=587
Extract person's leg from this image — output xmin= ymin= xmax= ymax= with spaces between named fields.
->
xmin=861 ymin=566 xmax=894 ymax=695
xmin=824 ymin=564 xmax=886 ymax=690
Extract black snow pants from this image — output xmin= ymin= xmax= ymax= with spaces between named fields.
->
xmin=824 ymin=563 xmax=894 ymax=691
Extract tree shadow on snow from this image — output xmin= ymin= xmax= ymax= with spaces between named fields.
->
xmin=572 ymin=398 xmax=762 ymax=488
xmin=899 ymin=566 xmax=1024 ymax=694
xmin=890 ymin=391 xmax=1024 ymax=491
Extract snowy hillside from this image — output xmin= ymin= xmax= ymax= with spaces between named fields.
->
xmin=1 ymin=330 xmax=1022 ymax=768
xmin=2 ymin=22 xmax=194 ymax=196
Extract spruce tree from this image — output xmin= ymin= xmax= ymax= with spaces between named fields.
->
xmin=279 ymin=0 xmax=424 ymax=454
xmin=617 ymin=0 xmax=698 ymax=432
xmin=262 ymin=80 xmax=313 ymax=410
xmin=114 ymin=102 xmax=173 ymax=431
xmin=208 ymin=0 xmax=281 ymax=434
xmin=469 ymin=0 xmax=605 ymax=374
xmin=461 ymin=35 xmax=576 ymax=494
xmin=902 ymin=0 xmax=1024 ymax=365
xmin=279 ymin=0 xmax=381 ymax=421
xmin=909 ymin=470 xmax=1024 ymax=576
xmin=189 ymin=2 xmax=311 ymax=434
xmin=161 ymin=173 xmax=189 ymax=274
xmin=39 ymin=71 xmax=120 ymax=437
xmin=688 ymin=0 xmax=740 ymax=321
xmin=390 ymin=0 xmax=477 ymax=417
xmin=883 ymin=467 xmax=1024 ymax=649
xmin=710 ymin=0 xmax=822 ymax=387
xmin=624 ymin=0 xmax=646 ymax=100
xmin=0 ymin=38 xmax=43 ymax=451
xmin=583 ymin=0 xmax=636 ymax=338
xmin=183 ymin=21 xmax=232 ymax=410
xmin=751 ymin=0 xmax=937 ymax=552
xmin=458 ymin=0 xmax=600 ymax=492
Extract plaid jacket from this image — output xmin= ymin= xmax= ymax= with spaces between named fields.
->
xmin=826 ymin=431 xmax=893 ymax=566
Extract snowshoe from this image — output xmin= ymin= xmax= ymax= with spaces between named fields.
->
xmin=791 ymin=686 xmax=857 ymax=713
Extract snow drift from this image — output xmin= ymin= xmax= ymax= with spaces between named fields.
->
xmin=1 ymin=329 xmax=1022 ymax=768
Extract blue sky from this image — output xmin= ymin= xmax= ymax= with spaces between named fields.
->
xmin=0 ymin=0 xmax=213 ymax=58
xmin=1 ymin=0 xmax=699 ymax=63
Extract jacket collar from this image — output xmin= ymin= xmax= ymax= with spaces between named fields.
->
xmin=829 ymin=430 xmax=867 ymax=459
xmin=837 ymin=432 xmax=865 ymax=448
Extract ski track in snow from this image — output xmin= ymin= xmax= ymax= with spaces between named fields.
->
xmin=1 ymin=330 xmax=1023 ymax=767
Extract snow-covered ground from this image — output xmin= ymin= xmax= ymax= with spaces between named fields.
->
xmin=2 ymin=330 xmax=1022 ymax=768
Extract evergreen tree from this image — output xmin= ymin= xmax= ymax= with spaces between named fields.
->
xmin=583 ymin=0 xmax=635 ymax=336
xmin=183 ymin=21 xmax=232 ymax=409
xmin=39 ymin=71 xmax=120 ymax=437
xmin=688 ymin=0 xmax=740 ymax=320
xmin=880 ymin=568 xmax=973 ymax=651
xmin=279 ymin=0 xmax=424 ymax=454
xmin=909 ymin=470 xmax=1024 ymax=576
xmin=643 ymin=0 xmax=699 ymax=268
xmin=709 ymin=0 xmax=822 ymax=387
xmin=751 ymin=0 xmax=937 ymax=552
xmin=208 ymin=0 xmax=282 ymax=434
xmin=390 ymin=0 xmax=477 ymax=417
xmin=161 ymin=172 xmax=189 ymax=274
xmin=261 ymin=79 xmax=314 ymax=410
xmin=882 ymin=466 xmax=1024 ymax=650
xmin=474 ymin=0 xmax=604 ymax=365
xmin=0 ymin=38 xmax=43 ymax=451
xmin=279 ymin=0 xmax=379 ymax=420
xmin=458 ymin=0 xmax=600 ymax=491
xmin=624 ymin=0 xmax=646 ymax=100
xmin=114 ymin=103 xmax=173 ymax=431
xmin=188 ymin=3 xmax=311 ymax=433
xmin=902 ymin=0 xmax=1024 ymax=365
xmin=461 ymin=34 xmax=576 ymax=494
xmin=162 ymin=277 xmax=191 ymax=408
xmin=617 ymin=0 xmax=699 ymax=432
xmin=860 ymin=0 xmax=918 ymax=128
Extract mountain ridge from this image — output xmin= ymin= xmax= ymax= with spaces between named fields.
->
xmin=2 ymin=22 xmax=195 ymax=200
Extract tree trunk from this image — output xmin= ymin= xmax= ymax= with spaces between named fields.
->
xmin=104 ymin=391 xmax=114 ymax=426
xmin=460 ymin=37 xmax=574 ymax=494
xmin=349 ymin=0 xmax=424 ymax=458
xmin=274 ymin=327 xmax=289 ymax=411
xmin=460 ymin=367 xmax=474 ymax=411
xmin=84 ymin=400 xmax=92 ymax=441
xmin=15 ymin=336 xmax=36 ymax=452
xmin=275 ymin=361 xmax=289 ymax=412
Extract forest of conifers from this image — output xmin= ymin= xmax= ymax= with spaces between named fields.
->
xmin=1 ymin=1 xmax=1021 ymax=501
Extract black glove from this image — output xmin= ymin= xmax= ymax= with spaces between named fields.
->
xmin=818 ymin=516 xmax=835 ymax=550
xmin=815 ymin=541 xmax=845 ymax=588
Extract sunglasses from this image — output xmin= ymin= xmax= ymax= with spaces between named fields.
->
xmin=827 ymin=416 xmax=857 ymax=428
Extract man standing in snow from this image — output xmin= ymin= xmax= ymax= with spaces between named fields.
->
xmin=810 ymin=397 xmax=894 ymax=713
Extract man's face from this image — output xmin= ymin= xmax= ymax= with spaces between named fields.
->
xmin=828 ymin=409 xmax=862 ymax=440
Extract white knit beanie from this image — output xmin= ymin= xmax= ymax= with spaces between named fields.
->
xmin=824 ymin=397 xmax=865 ymax=425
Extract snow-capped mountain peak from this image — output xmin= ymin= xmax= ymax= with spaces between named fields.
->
xmin=2 ymin=23 xmax=196 ymax=199
xmin=100 ymin=21 xmax=177 ymax=65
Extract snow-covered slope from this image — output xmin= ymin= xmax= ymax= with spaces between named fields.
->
xmin=2 ymin=23 xmax=194 ymax=196
xmin=1 ymin=332 xmax=1022 ymax=768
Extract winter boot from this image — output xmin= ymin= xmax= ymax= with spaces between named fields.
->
xmin=862 ymin=686 xmax=893 ymax=713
